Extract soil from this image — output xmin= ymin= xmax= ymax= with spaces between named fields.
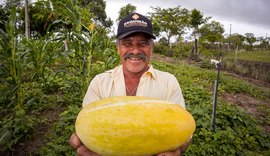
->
xmin=222 ymin=92 xmax=270 ymax=132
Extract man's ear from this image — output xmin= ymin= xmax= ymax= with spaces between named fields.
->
xmin=117 ymin=47 xmax=120 ymax=55
xmin=151 ymin=44 xmax=154 ymax=54
xmin=116 ymin=41 xmax=121 ymax=55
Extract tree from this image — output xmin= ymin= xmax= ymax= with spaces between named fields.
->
xmin=0 ymin=0 xmax=22 ymax=31
xmin=245 ymin=33 xmax=256 ymax=50
xmin=117 ymin=3 xmax=136 ymax=21
xmin=27 ymin=1 xmax=55 ymax=37
xmin=79 ymin=0 xmax=113 ymax=28
xmin=198 ymin=20 xmax=225 ymax=50
xmin=258 ymin=36 xmax=270 ymax=50
xmin=3 ymin=0 xmax=23 ymax=9
xmin=16 ymin=0 xmax=58 ymax=37
xmin=149 ymin=6 xmax=189 ymax=48
xmin=226 ymin=33 xmax=244 ymax=50
xmin=0 ymin=4 xmax=8 ymax=30
xmin=189 ymin=9 xmax=210 ymax=59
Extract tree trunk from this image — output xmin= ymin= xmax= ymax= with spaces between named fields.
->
xmin=194 ymin=38 xmax=198 ymax=58
xmin=25 ymin=0 xmax=30 ymax=39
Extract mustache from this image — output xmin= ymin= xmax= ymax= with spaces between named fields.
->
xmin=123 ymin=53 xmax=147 ymax=61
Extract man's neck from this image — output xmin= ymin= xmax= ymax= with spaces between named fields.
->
xmin=123 ymin=66 xmax=149 ymax=80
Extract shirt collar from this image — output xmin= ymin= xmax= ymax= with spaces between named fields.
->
xmin=143 ymin=65 xmax=157 ymax=80
xmin=109 ymin=64 xmax=157 ymax=80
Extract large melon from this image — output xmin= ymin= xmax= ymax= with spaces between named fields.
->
xmin=75 ymin=96 xmax=195 ymax=156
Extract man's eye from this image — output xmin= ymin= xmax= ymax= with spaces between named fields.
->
xmin=140 ymin=42 xmax=150 ymax=46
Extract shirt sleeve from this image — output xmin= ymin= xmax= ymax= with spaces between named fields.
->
xmin=82 ymin=76 xmax=101 ymax=107
xmin=168 ymin=76 xmax=186 ymax=109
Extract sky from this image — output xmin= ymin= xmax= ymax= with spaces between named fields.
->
xmin=105 ymin=0 xmax=270 ymax=38
xmin=0 ymin=0 xmax=269 ymax=38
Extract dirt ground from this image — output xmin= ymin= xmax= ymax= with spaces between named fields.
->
xmin=222 ymin=92 xmax=270 ymax=132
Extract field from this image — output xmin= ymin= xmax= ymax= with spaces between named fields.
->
xmin=222 ymin=51 xmax=270 ymax=82
xmin=1 ymin=51 xmax=269 ymax=155
xmin=224 ymin=51 xmax=270 ymax=63
xmin=1 ymin=2 xmax=269 ymax=155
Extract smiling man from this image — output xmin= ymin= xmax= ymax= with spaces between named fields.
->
xmin=70 ymin=13 xmax=190 ymax=156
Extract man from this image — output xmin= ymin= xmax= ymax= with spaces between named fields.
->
xmin=69 ymin=12 xmax=191 ymax=156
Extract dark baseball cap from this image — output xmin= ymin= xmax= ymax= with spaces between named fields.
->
xmin=117 ymin=13 xmax=156 ymax=39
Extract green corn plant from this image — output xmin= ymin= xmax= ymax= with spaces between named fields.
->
xmin=20 ymin=36 xmax=63 ymax=86
xmin=0 ymin=7 xmax=24 ymax=111
xmin=49 ymin=0 xmax=119 ymax=98
xmin=49 ymin=0 xmax=93 ymax=98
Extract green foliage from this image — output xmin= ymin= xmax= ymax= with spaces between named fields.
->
xmin=117 ymin=3 xmax=137 ymax=21
xmin=0 ymin=4 xmax=9 ymax=30
xmin=190 ymin=9 xmax=205 ymax=29
xmin=154 ymin=38 xmax=193 ymax=58
xmin=40 ymin=105 xmax=80 ymax=156
xmin=18 ymin=0 xmax=55 ymax=37
xmin=0 ymin=110 xmax=37 ymax=151
xmin=245 ymin=33 xmax=256 ymax=50
xmin=0 ymin=1 xmax=269 ymax=155
xmin=151 ymin=61 xmax=270 ymax=155
xmin=224 ymin=50 xmax=270 ymax=63
xmin=0 ymin=128 xmax=12 ymax=151
xmin=199 ymin=20 xmax=225 ymax=50
xmin=188 ymin=101 xmax=269 ymax=155
xmin=80 ymin=0 xmax=113 ymax=28
xmin=226 ymin=33 xmax=245 ymax=50
xmin=154 ymin=42 xmax=170 ymax=56
xmin=189 ymin=9 xmax=210 ymax=60
xmin=0 ymin=7 xmax=24 ymax=109
xmin=0 ymin=2 xmax=119 ymax=153
xmin=222 ymin=51 xmax=270 ymax=82
xmin=149 ymin=6 xmax=189 ymax=45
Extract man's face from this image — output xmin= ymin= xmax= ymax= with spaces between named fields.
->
xmin=117 ymin=33 xmax=153 ymax=75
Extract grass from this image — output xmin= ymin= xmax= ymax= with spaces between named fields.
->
xmin=224 ymin=50 xmax=270 ymax=63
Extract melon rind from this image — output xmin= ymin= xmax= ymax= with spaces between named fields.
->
xmin=76 ymin=96 xmax=195 ymax=156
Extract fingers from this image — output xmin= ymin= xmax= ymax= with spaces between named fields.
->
xmin=77 ymin=145 xmax=96 ymax=156
xmin=69 ymin=133 xmax=82 ymax=149
xmin=69 ymin=133 xmax=100 ymax=156
xmin=180 ymin=137 xmax=192 ymax=154
xmin=77 ymin=145 xmax=100 ymax=156
xmin=156 ymin=148 xmax=181 ymax=156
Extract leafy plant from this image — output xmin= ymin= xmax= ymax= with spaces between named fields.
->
xmin=0 ymin=7 xmax=24 ymax=110
xmin=40 ymin=105 xmax=80 ymax=156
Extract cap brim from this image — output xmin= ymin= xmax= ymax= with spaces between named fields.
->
xmin=117 ymin=30 xmax=156 ymax=39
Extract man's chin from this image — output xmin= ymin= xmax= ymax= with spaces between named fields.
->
xmin=126 ymin=65 xmax=145 ymax=73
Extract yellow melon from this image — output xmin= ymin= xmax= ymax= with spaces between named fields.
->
xmin=75 ymin=96 xmax=195 ymax=156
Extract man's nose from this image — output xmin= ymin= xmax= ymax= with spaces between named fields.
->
xmin=130 ymin=44 xmax=142 ymax=54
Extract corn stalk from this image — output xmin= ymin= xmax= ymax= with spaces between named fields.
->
xmin=0 ymin=7 xmax=24 ymax=111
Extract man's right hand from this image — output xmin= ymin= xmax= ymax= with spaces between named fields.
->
xmin=69 ymin=133 xmax=100 ymax=156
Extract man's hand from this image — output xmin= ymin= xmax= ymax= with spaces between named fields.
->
xmin=70 ymin=133 xmax=192 ymax=156
xmin=156 ymin=137 xmax=192 ymax=156
xmin=156 ymin=148 xmax=181 ymax=156
xmin=69 ymin=133 xmax=100 ymax=156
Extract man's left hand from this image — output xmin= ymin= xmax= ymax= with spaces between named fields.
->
xmin=156 ymin=148 xmax=181 ymax=156
xmin=156 ymin=137 xmax=192 ymax=156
